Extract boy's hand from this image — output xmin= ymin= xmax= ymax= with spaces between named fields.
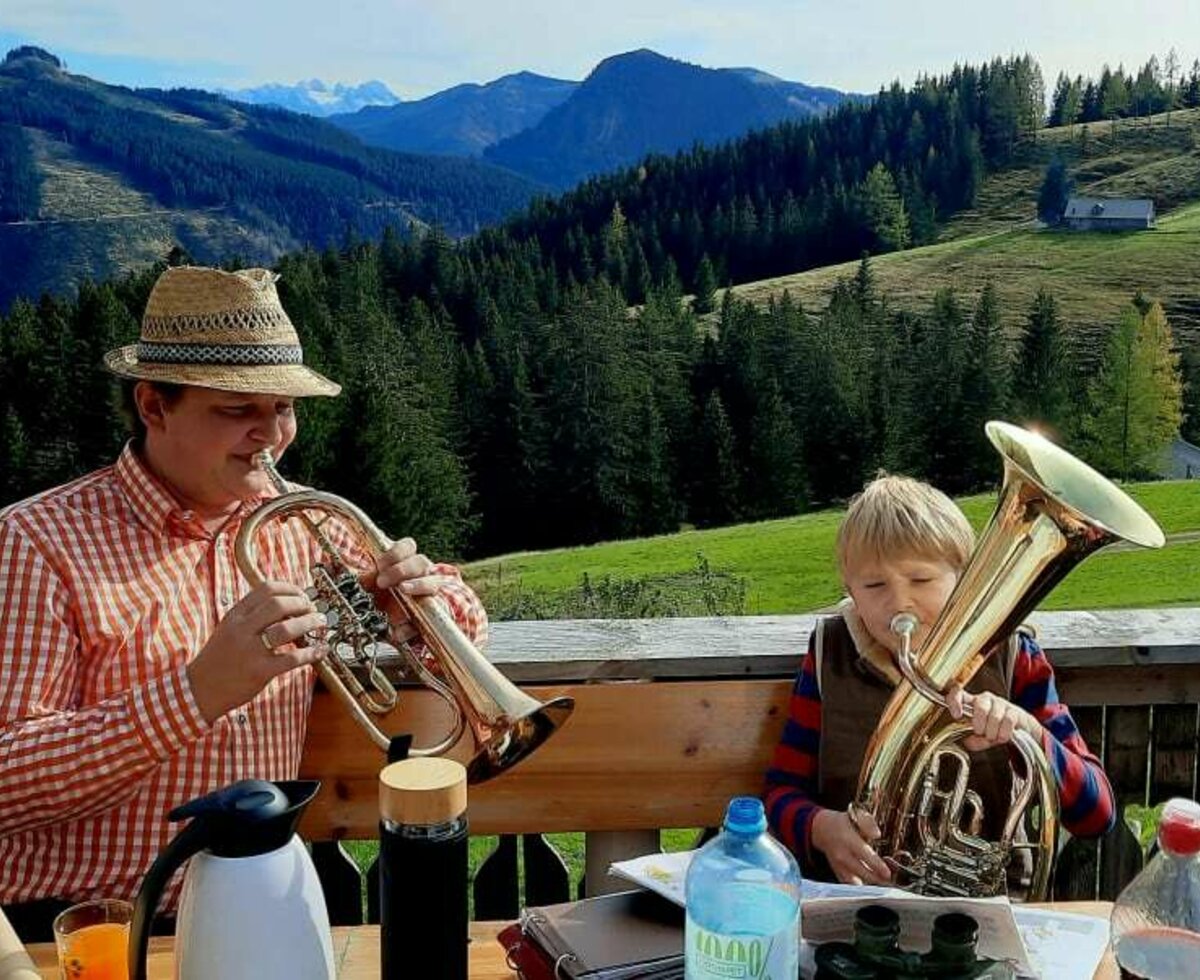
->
xmin=945 ymin=686 xmax=1041 ymax=752
xmin=811 ymin=809 xmax=892 ymax=886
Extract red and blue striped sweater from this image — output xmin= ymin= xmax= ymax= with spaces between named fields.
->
xmin=764 ymin=626 xmax=1116 ymax=873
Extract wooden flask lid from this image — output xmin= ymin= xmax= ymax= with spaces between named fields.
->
xmin=379 ymin=757 xmax=467 ymax=826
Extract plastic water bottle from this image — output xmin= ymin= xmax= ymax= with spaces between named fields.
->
xmin=1111 ymin=797 xmax=1200 ymax=979
xmin=685 ymin=796 xmax=801 ymax=980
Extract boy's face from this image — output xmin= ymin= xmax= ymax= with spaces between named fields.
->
xmin=845 ymin=553 xmax=960 ymax=656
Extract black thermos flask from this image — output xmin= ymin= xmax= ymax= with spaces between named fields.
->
xmin=379 ymin=757 xmax=469 ymax=980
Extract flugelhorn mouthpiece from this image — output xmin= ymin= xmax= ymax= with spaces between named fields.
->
xmin=890 ymin=612 xmax=920 ymax=637
xmin=252 ymin=450 xmax=289 ymax=495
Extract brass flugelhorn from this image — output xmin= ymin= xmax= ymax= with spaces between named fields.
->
xmin=234 ymin=450 xmax=574 ymax=783
xmin=849 ymin=421 xmax=1165 ymax=899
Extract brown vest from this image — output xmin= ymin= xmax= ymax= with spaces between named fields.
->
xmin=817 ymin=615 xmax=1017 ymax=843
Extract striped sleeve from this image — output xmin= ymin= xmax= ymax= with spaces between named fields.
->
xmin=0 ymin=521 xmax=209 ymax=837
xmin=1011 ymin=632 xmax=1116 ymax=838
xmin=763 ymin=631 xmax=827 ymax=872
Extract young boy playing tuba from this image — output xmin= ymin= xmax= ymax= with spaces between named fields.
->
xmin=764 ymin=474 xmax=1115 ymax=886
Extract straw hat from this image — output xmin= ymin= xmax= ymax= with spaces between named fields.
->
xmin=104 ymin=266 xmax=341 ymax=397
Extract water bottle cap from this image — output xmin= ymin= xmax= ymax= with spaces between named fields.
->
xmin=1158 ymin=798 xmax=1200 ymax=856
xmin=724 ymin=797 xmax=767 ymax=836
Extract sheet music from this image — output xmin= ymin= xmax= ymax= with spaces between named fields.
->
xmin=1012 ymin=906 xmax=1110 ymax=980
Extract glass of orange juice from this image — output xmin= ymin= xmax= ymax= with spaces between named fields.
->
xmin=53 ymin=899 xmax=132 ymax=980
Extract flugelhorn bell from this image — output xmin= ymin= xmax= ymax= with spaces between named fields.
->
xmin=234 ymin=451 xmax=574 ymax=783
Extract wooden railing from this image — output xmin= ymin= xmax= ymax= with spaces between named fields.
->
xmin=297 ymin=608 xmax=1200 ymax=922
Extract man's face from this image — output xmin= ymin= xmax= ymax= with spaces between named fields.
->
xmin=141 ymin=385 xmax=298 ymax=511
xmin=845 ymin=553 xmax=960 ymax=656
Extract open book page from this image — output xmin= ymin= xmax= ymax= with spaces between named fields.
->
xmin=609 ymin=848 xmax=903 ymax=908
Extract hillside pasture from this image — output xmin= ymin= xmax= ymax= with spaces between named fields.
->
xmin=464 ymin=480 xmax=1200 ymax=617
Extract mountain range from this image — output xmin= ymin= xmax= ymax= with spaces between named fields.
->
xmin=331 ymin=71 xmax=577 ymax=156
xmin=0 ymin=47 xmax=538 ymax=309
xmin=219 ymin=78 xmax=399 ymax=116
xmin=486 ymin=50 xmax=851 ymax=187
xmin=0 ymin=44 xmax=856 ymax=305
xmin=331 ymin=49 xmax=854 ymax=187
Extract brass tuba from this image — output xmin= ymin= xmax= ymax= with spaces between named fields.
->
xmin=849 ymin=421 xmax=1165 ymax=899
xmin=234 ymin=451 xmax=574 ymax=783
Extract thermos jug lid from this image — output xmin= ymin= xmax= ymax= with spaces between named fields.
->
xmin=380 ymin=758 xmax=467 ymax=826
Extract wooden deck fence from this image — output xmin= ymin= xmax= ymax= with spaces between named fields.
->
xmin=298 ymin=607 xmax=1200 ymax=922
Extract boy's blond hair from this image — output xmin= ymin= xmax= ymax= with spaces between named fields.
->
xmin=836 ymin=474 xmax=974 ymax=579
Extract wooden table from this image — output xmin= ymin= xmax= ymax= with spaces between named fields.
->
xmin=27 ymin=906 xmax=1117 ymax=978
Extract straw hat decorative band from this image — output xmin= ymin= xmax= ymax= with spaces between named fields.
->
xmin=104 ymin=266 xmax=341 ymax=397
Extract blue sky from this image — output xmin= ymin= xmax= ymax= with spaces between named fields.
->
xmin=3 ymin=0 xmax=1198 ymax=98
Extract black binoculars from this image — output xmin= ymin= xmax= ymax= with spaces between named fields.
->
xmin=812 ymin=904 xmax=1015 ymax=979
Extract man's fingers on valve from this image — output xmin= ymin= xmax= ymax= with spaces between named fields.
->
xmin=258 ymin=608 xmax=329 ymax=653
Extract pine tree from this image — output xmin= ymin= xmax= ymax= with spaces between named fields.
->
xmin=747 ymin=379 xmax=806 ymax=518
xmin=1084 ymin=303 xmax=1183 ymax=478
xmin=1184 ymin=60 xmax=1200 ymax=109
xmin=1180 ymin=346 xmax=1200 ymax=445
xmin=692 ymin=254 xmax=718 ymax=314
xmin=959 ymin=283 xmax=1011 ymax=486
xmin=1014 ymin=288 xmax=1073 ymax=436
xmin=800 ymin=290 xmax=874 ymax=503
xmin=1037 ymin=158 xmax=1071 ymax=224
xmin=539 ymin=281 xmax=642 ymax=543
xmin=858 ymin=163 xmax=911 ymax=252
xmin=627 ymin=385 xmax=679 ymax=534
xmin=914 ymin=288 xmax=972 ymax=492
xmin=691 ymin=391 xmax=741 ymax=527
xmin=1048 ymin=73 xmax=1072 ymax=127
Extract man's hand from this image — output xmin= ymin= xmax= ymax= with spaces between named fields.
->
xmin=359 ymin=537 xmax=452 ymax=644
xmin=945 ymin=686 xmax=1041 ymax=752
xmin=187 ymin=581 xmax=328 ymax=724
xmin=811 ymin=808 xmax=893 ymax=886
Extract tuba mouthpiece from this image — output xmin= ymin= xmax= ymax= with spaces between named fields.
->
xmin=890 ymin=612 xmax=920 ymax=637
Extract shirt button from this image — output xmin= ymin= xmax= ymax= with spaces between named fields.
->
xmin=220 ymin=591 xmax=232 ymax=607
xmin=236 ymin=711 xmax=249 ymax=726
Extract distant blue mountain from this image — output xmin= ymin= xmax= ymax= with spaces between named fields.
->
xmin=220 ymin=78 xmax=399 ymax=117
xmin=330 ymin=71 xmax=577 ymax=156
xmin=484 ymin=49 xmax=855 ymax=188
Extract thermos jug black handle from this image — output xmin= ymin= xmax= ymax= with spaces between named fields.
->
xmin=128 ymin=817 xmax=210 ymax=980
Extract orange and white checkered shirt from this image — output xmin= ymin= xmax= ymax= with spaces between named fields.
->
xmin=0 ymin=443 xmax=487 ymax=907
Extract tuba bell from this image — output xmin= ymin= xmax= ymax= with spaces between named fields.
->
xmin=233 ymin=450 xmax=574 ymax=783
xmin=849 ymin=421 xmax=1165 ymax=900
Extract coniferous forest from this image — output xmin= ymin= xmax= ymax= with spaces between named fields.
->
xmin=0 ymin=54 xmax=1189 ymax=559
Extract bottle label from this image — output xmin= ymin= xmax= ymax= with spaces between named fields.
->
xmin=685 ymin=920 xmax=798 ymax=980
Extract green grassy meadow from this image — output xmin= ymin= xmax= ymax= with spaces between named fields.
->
xmin=463 ymin=480 xmax=1200 ymax=616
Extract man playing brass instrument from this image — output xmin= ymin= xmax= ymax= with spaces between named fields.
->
xmin=0 ymin=266 xmax=487 ymax=941
xmin=764 ymin=474 xmax=1114 ymax=887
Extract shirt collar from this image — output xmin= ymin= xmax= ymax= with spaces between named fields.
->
xmin=114 ymin=442 xmax=273 ymax=537
xmin=838 ymin=597 xmax=903 ymax=686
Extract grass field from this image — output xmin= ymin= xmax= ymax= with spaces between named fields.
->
xmin=463 ymin=479 xmax=1200 ymax=616
xmin=723 ymin=109 xmax=1200 ymax=352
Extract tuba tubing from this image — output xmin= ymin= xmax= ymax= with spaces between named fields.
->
xmin=234 ymin=452 xmax=574 ymax=783
xmin=851 ymin=421 xmax=1164 ymax=899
